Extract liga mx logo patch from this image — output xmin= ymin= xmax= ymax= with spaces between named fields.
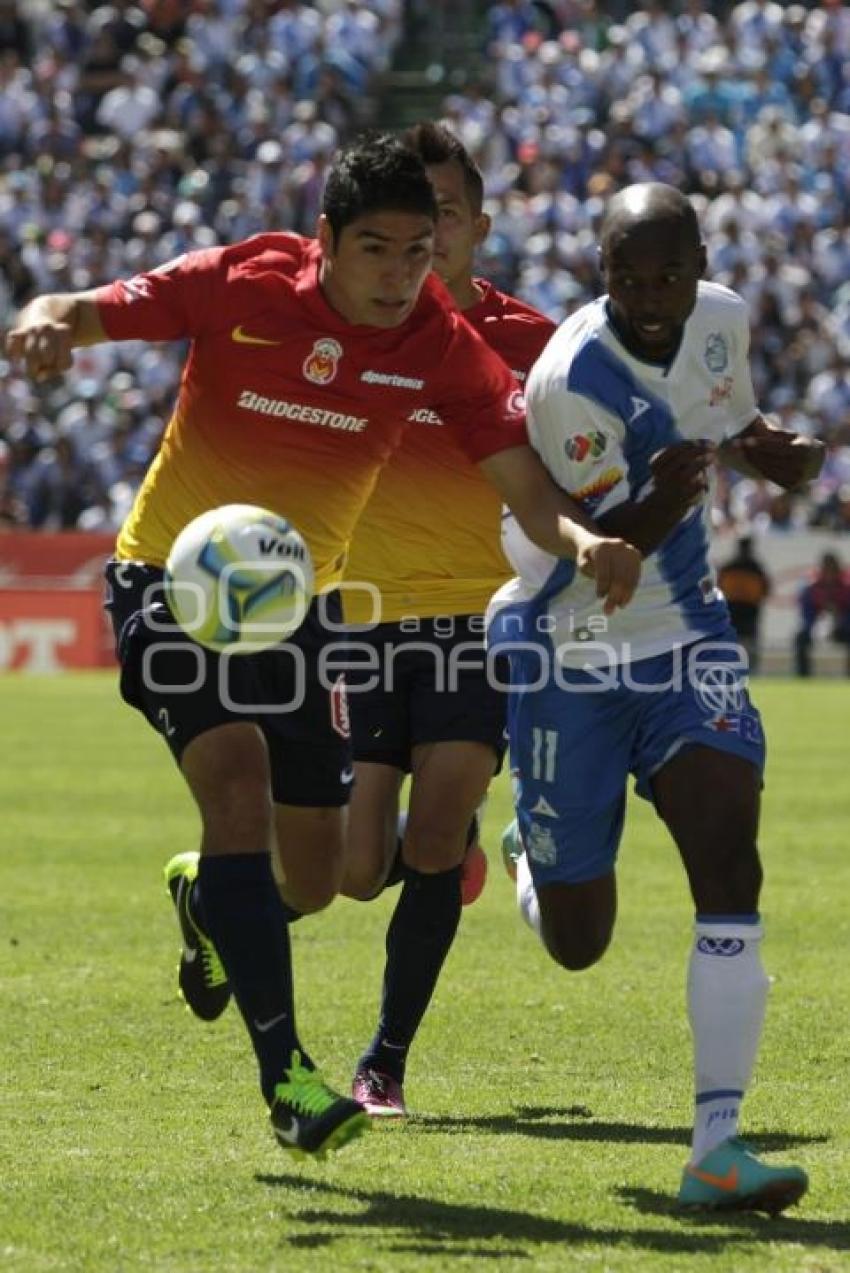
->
xmin=303 ymin=338 xmax=343 ymax=386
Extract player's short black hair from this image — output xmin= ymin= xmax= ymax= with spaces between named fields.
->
xmin=322 ymin=133 xmax=438 ymax=243
xmin=402 ymin=121 xmax=485 ymax=215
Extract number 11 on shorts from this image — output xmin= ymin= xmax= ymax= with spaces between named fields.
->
xmin=531 ymin=727 xmax=558 ymax=783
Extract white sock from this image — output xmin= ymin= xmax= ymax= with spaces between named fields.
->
xmin=516 ymin=848 xmax=542 ymax=936
xmin=687 ymin=917 xmax=769 ymax=1163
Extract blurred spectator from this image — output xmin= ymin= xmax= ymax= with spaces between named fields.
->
xmin=1 ymin=0 xmax=401 ymax=529
xmin=717 ymin=535 xmax=771 ymax=673
xmin=2 ymin=0 xmax=850 ymax=539
xmin=793 ymin=551 xmax=850 ymax=675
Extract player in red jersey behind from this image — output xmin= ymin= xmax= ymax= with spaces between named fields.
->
xmin=342 ymin=123 xmax=556 ymax=1117
xmin=6 ymin=134 xmax=640 ymax=1159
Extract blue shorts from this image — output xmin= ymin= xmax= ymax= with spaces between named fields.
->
xmin=506 ymin=632 xmax=766 ymax=886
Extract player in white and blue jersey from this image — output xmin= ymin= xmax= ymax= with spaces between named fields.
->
xmin=491 ymin=183 xmax=823 ymax=1216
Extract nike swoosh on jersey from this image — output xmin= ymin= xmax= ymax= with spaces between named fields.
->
xmin=686 ymin=1164 xmax=740 ymax=1192
xmin=231 ymin=325 xmax=281 ymax=346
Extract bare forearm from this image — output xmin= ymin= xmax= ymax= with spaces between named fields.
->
xmin=721 ymin=416 xmax=825 ymax=491
xmin=519 ymin=490 xmax=604 ymax=560
xmin=478 ymin=446 xmax=641 ymax=612
xmin=6 ymin=290 xmax=106 ymax=380
xmin=597 ymin=491 xmax=694 ymax=557
xmin=14 ymin=291 xmax=106 ymax=348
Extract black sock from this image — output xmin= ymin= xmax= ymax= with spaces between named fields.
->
xmin=360 ymin=865 xmax=462 ymax=1083
xmin=196 ymin=853 xmax=310 ymax=1105
xmin=192 ymin=880 xmax=302 ymax=931
xmin=383 ymin=841 xmax=405 ymax=890
xmin=278 ymin=897 xmax=303 ymax=924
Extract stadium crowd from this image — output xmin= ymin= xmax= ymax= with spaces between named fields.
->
xmin=1 ymin=0 xmax=850 ymax=537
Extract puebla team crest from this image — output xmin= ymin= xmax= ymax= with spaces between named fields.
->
xmin=303 ymin=338 xmax=343 ymax=385
xmin=704 ymin=332 xmax=728 ymax=374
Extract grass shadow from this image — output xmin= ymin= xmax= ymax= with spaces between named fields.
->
xmin=406 ymin=1107 xmax=827 ymax=1153
xmin=619 ymin=1186 xmax=850 ymax=1249
xmin=256 ymin=1173 xmax=846 ymax=1259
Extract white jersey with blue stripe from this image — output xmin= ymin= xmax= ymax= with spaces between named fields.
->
xmin=491 ymin=282 xmax=759 ymax=668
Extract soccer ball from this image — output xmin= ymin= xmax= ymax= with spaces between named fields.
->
xmin=164 ymin=504 xmax=314 ymax=653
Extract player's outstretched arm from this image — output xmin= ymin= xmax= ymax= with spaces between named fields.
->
xmin=720 ymin=414 xmax=825 ymax=491
xmin=5 ymin=291 xmax=107 ymax=382
xmin=479 ymin=444 xmax=641 ymax=614
xmin=595 ymin=440 xmax=716 ymax=557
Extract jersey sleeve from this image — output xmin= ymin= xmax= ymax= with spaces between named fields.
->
xmin=94 ymin=247 xmax=226 ymax=343
xmin=724 ymin=298 xmax=759 ymax=437
xmin=526 ymin=375 xmax=630 ymax=517
xmin=427 ymin=316 xmax=528 ymax=461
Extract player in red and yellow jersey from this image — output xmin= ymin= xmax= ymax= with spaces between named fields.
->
xmin=6 ymin=134 xmax=640 ymax=1159
xmin=342 ymin=124 xmax=556 ymax=1117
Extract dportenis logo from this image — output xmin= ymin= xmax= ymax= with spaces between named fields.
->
xmin=303 ymin=338 xmax=343 ymax=386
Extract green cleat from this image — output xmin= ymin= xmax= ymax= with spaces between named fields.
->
xmin=271 ymin=1052 xmax=370 ymax=1160
xmin=501 ymin=818 xmax=524 ymax=882
xmin=678 ymin=1136 xmax=808 ymax=1216
xmin=164 ymin=851 xmax=231 ymax=1021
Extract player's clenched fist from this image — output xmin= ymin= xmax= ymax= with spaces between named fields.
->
xmin=650 ymin=440 xmax=716 ymax=512
xmin=5 ymin=314 xmax=75 ymax=381
xmin=576 ymin=535 xmax=642 ymax=615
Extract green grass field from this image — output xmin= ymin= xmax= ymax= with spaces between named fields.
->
xmin=1 ymin=675 xmax=849 ymax=1272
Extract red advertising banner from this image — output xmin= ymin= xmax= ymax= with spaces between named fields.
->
xmin=0 ymin=589 xmax=114 ymax=671
xmin=0 ymin=531 xmax=114 ymax=584
xmin=0 ymin=533 xmax=116 ymax=670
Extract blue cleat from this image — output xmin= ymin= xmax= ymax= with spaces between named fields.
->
xmin=500 ymin=818 xmax=523 ymax=882
xmin=678 ymin=1136 xmax=808 ymax=1216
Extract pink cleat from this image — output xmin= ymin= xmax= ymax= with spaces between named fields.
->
xmin=460 ymin=841 xmax=488 ymax=906
xmin=352 ymin=1067 xmax=407 ymax=1118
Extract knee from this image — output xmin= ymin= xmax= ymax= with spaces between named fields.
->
xmin=278 ymin=843 xmax=342 ymax=913
xmin=289 ymin=877 xmax=338 ymax=914
xmin=341 ymin=860 xmax=386 ymax=902
xmin=542 ymin=923 xmax=612 ymax=972
xmin=536 ymin=876 xmax=617 ymax=971
xmin=402 ymin=820 xmax=467 ymax=874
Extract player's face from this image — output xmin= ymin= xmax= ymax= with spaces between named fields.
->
xmin=602 ymin=223 xmax=706 ymax=361
xmin=427 ymin=160 xmax=489 ymax=292
xmin=318 ymin=211 xmax=435 ymax=328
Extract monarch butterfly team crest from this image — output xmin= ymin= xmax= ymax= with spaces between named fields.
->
xmin=303 ymin=338 xmax=343 ymax=385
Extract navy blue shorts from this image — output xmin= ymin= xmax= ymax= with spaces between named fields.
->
xmin=347 ymin=616 xmax=508 ymax=772
xmin=104 ymin=560 xmax=353 ymax=806
xmin=507 ymin=631 xmax=766 ymax=885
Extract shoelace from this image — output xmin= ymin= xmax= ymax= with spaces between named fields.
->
xmin=364 ymin=1070 xmax=390 ymax=1096
xmin=182 ymin=876 xmax=228 ymax=988
xmin=200 ymin=940 xmax=227 ymax=988
xmin=277 ymin=1053 xmax=338 ymax=1116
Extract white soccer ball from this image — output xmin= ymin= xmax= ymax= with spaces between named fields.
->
xmin=164 ymin=504 xmax=314 ymax=653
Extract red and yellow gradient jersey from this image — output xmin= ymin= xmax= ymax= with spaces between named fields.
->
xmin=344 ymin=280 xmax=555 ymax=622
xmin=95 ymin=234 xmax=527 ymax=589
